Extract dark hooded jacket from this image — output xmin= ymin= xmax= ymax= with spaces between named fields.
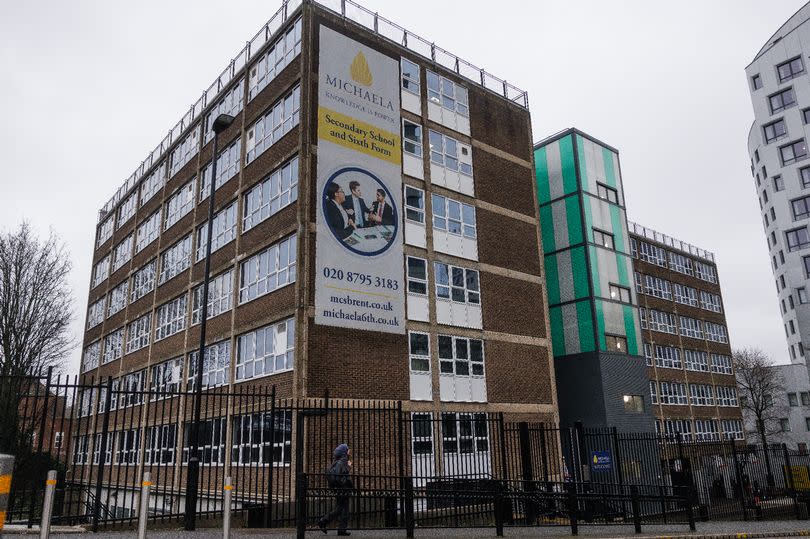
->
xmin=327 ymin=443 xmax=353 ymax=489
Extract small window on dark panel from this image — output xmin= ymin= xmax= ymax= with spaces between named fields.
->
xmin=608 ymin=283 xmax=631 ymax=303
xmin=752 ymin=73 xmax=763 ymax=90
xmin=596 ymin=182 xmax=619 ymax=204
xmin=780 ymin=139 xmax=809 ymax=166
xmin=606 ymin=334 xmax=628 ymax=354
xmin=799 ymin=287 xmax=809 ymax=303
xmin=790 ymin=294 xmax=795 ymax=309
xmin=755 ymin=149 xmax=760 ymax=162
xmin=792 ymin=195 xmax=810 ymax=220
xmin=762 ymin=165 xmax=767 ymax=177
xmin=623 ymin=395 xmax=644 ymax=413
xmin=772 ymin=207 xmax=777 ymax=220
xmin=787 ymin=228 xmax=810 ymax=252
xmin=593 ymin=228 xmax=615 ymax=249
xmin=762 ymin=189 xmax=769 ymax=203
xmin=764 ymin=118 xmax=787 ymax=144
xmin=774 ymin=175 xmax=785 ymax=192
xmin=801 ymin=167 xmax=810 ymax=188
xmin=770 ymin=87 xmax=797 ymax=114
xmin=778 ymin=56 xmax=805 ymax=83
xmin=803 ymin=108 xmax=810 ymax=125
xmin=780 ymin=249 xmax=785 ymax=264
xmin=756 ymin=173 xmax=761 ymax=186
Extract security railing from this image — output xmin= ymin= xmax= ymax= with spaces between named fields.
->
xmin=628 ymin=221 xmax=715 ymax=262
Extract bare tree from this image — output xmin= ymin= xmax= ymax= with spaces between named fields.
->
xmin=734 ymin=346 xmax=786 ymax=488
xmin=0 ymin=223 xmax=74 ymax=453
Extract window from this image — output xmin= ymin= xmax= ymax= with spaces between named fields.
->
xmin=135 ymin=211 xmax=160 ymax=253
xmin=111 ymin=235 xmax=133 ymax=272
xmin=150 ymin=357 xmax=183 ymax=395
xmin=200 ymin=139 xmax=242 ymax=200
xmin=763 ymin=118 xmax=788 ymax=144
xmin=762 ymin=188 xmax=769 ymax=204
xmin=643 ymin=275 xmax=671 ymax=300
xmin=791 ymin=319 xmax=796 ymax=334
xmin=242 ymin=156 xmax=299 ymax=232
xmin=643 ymin=342 xmax=652 ymax=364
xmin=87 ymin=298 xmax=104 ymax=329
xmin=609 ymin=284 xmax=631 ymax=303
xmin=699 ymin=290 xmax=722 ymax=312
xmin=684 ymin=349 xmax=710 ymax=372
xmin=606 ymin=334 xmax=628 ymax=353
xmin=195 ymin=202 xmax=237 ymax=261
xmin=694 ymin=261 xmax=717 ymax=283
xmin=666 ymin=253 xmax=691 ymax=276
xmin=102 ymin=328 xmax=123 ymax=364
xmin=403 ymin=120 xmax=423 ymax=157
xmin=203 ymin=79 xmax=244 ymax=144
xmin=705 ymin=322 xmax=728 ymax=343
xmin=140 ymin=162 xmax=166 ymax=206
xmin=804 ymin=109 xmax=810 ymax=124
xmin=154 ymin=295 xmax=187 ymax=341
xmin=82 ymin=341 xmax=100 ymax=372
xmin=805 ymin=256 xmax=810 ymax=277
xmin=440 ymin=413 xmax=488 ymax=455
xmin=802 ymin=167 xmax=810 ymax=188
xmin=144 ymin=425 xmax=177 ymax=465
xmin=649 ymin=381 xmax=658 ymax=404
xmin=793 ymin=195 xmax=810 ymax=220
xmin=169 ymin=125 xmax=201 ymax=178
xmin=596 ymin=182 xmax=619 ymax=203
xmin=405 ymin=186 xmax=425 ymax=223
xmin=689 ymin=384 xmax=714 ymax=406
xmin=438 ymin=335 xmax=484 ymax=377
xmin=429 ymin=130 xmax=472 ymax=176
xmin=659 ymin=381 xmax=687 ymax=405
xmin=770 ymin=87 xmax=797 ymax=113
xmin=159 ymin=235 xmax=193 ymax=284
xmin=409 ymin=332 xmax=430 ymax=373
xmin=188 ymin=340 xmax=231 ymax=391
xmin=593 ymin=229 xmax=614 ymax=249
xmin=710 ymin=353 xmax=732 ymax=374
xmin=115 ymin=429 xmax=141 ymax=464
xmin=238 ymin=234 xmax=296 ymax=304
xmin=432 ymin=195 xmax=476 ymax=238
xmin=245 ymin=85 xmax=301 ymax=164
xmin=235 ymin=317 xmax=294 ymax=381
xmin=648 ymin=310 xmax=677 ymax=334
xmin=427 ymin=71 xmax=468 ymax=116
xmin=804 ymin=393 xmax=810 ymax=406
xmin=130 ymin=259 xmax=156 ymax=303
xmin=661 ymin=419 xmax=693 ymax=441
xmin=695 ymin=419 xmax=720 ymax=442
xmin=434 ymin=263 xmax=480 ymax=304
xmin=107 ymin=280 xmax=128 ymax=317
xmin=92 ymin=256 xmax=110 ymax=288
xmin=799 ymin=287 xmax=809 ymax=303
xmin=97 ymin=217 xmax=114 ymax=247
xmin=401 ymin=58 xmax=420 ymax=95
xmin=406 ymin=257 xmax=427 ymax=295
xmin=126 ymin=312 xmax=151 ymax=353
xmin=787 ymin=227 xmax=810 ymax=251
xmin=231 ymin=410 xmax=293 ymax=465
xmin=637 ymin=241 xmax=667 ymax=266
xmin=722 ymin=419 xmax=744 ymax=441
xmin=623 ymin=395 xmax=644 ymax=413
xmin=182 ymin=418 xmax=226 ymax=464
xmin=654 ymin=344 xmax=681 ymax=369
xmin=715 ymin=386 xmax=737 ymax=407
xmin=634 ymin=272 xmax=643 ymax=293
xmin=789 ymin=392 xmax=799 ymax=406
xmin=411 ymin=413 xmax=433 ymax=455
xmin=164 ymin=181 xmax=195 ymax=230
xmin=778 ymin=56 xmax=805 ymax=82
xmin=780 ymin=139 xmax=808 ymax=165
xmin=117 ymin=192 xmax=137 ymax=229
xmin=247 ymin=18 xmax=302 ymax=100
xmin=117 ymin=370 xmax=146 ymax=408
xmin=191 ymin=269 xmax=233 ymax=325
xmin=752 ymin=73 xmax=762 ymax=90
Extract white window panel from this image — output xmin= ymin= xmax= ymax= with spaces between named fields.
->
xmin=684 ymin=349 xmax=709 ymax=372
xmin=434 ymin=262 xmax=481 ymax=329
xmin=429 ymin=130 xmax=473 ymax=196
xmin=710 ymin=353 xmax=732 ymax=374
xmin=694 ymin=261 xmax=717 ymax=283
xmin=159 ymin=235 xmax=192 ymax=284
xmin=87 ymin=298 xmax=105 ymax=329
xmin=111 ymin=234 xmax=133 ymax=273
xmin=191 ymin=269 xmax=233 ymax=324
xmin=126 ymin=312 xmax=151 ymax=353
xmin=203 ymin=79 xmax=244 ymax=144
xmin=245 ymin=85 xmax=301 ymax=164
xmin=235 ymin=317 xmax=294 ymax=381
xmin=107 ymin=280 xmax=128 ymax=317
xmin=404 ymin=185 xmax=426 ymax=248
xmin=438 ymin=335 xmax=486 ymax=402
xmin=426 ymin=70 xmax=470 ymax=135
xmin=239 ymin=235 xmax=296 ymax=304
xmin=102 ymin=328 xmax=123 ymax=364
xmin=406 ymin=256 xmax=429 ymax=322
xmin=155 ymin=295 xmax=187 ymax=341
xmin=115 ymin=428 xmax=141 ymax=464
xmin=705 ymin=322 xmax=728 ymax=343
xmin=140 ymin=162 xmax=166 ymax=206
xmin=130 ymin=259 xmax=157 ymax=303
xmin=150 ymin=357 xmax=183 ymax=395
xmin=164 ymin=181 xmax=195 ymax=230
xmin=658 ymin=381 xmax=687 ymax=405
xmin=82 ymin=341 xmax=100 ymax=372
xmin=653 ymin=344 xmax=681 ymax=369
xmin=699 ymin=291 xmax=722 ymax=313
xmin=135 ymin=211 xmax=160 ymax=253
xmin=643 ymin=275 xmax=671 ymax=300
xmin=409 ymin=332 xmax=431 ymax=401
xmin=673 ymin=283 xmax=698 ymax=307
xmin=144 ymin=424 xmax=177 ymax=465
xmin=403 ymin=119 xmax=424 ymax=179
xmin=648 ymin=309 xmax=676 ymax=334
xmin=200 ymin=139 xmax=242 ymax=201
xmin=243 ymin=156 xmax=299 ymax=232
xmin=248 ymin=18 xmax=302 ymax=100
xmin=440 ymin=413 xmax=491 ymax=478
xmin=668 ymin=252 xmax=693 ymax=275
xmin=196 ymin=202 xmax=237 ymax=261
xmin=117 ymin=192 xmax=137 ymax=229
xmin=97 ymin=217 xmax=114 ymax=247
xmin=188 ymin=340 xmax=231 ymax=391
xmin=689 ymin=384 xmax=714 ymax=406
xmin=401 ymin=58 xmax=421 ymax=114
xmin=231 ymin=410 xmax=293 ymax=466
xmin=432 ymin=194 xmax=477 ymax=260
xmin=92 ymin=256 xmax=110 ymax=289
xmin=637 ymin=241 xmax=667 ymax=266
xmin=169 ymin=125 xmax=201 ymax=178
xmin=679 ymin=316 xmax=703 ymax=339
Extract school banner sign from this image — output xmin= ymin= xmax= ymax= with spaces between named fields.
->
xmin=314 ymin=25 xmax=405 ymax=334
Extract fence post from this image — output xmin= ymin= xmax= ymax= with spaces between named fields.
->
xmin=566 ymin=482 xmax=578 ymax=536
xmin=92 ymin=377 xmax=114 ymax=532
xmin=783 ymin=443 xmax=801 ymax=519
xmin=518 ymin=422 xmax=536 ymax=525
xmin=731 ymin=439 xmax=748 ymax=521
xmin=0 ymin=454 xmax=13 ymax=533
xmin=494 ymin=485 xmax=504 ymax=537
xmin=138 ymin=472 xmax=151 ymax=539
xmin=223 ymin=477 xmax=233 ymax=539
xmin=295 ymin=473 xmax=308 ymax=539
xmin=687 ymin=491 xmax=696 ymax=531
xmin=39 ymin=470 xmax=56 ymax=539
xmin=404 ymin=476 xmax=414 ymax=538
xmin=659 ymin=484 xmax=667 ymax=523
xmin=396 ymin=401 xmax=406 ymax=529
xmin=630 ymin=485 xmax=641 ymax=534
xmin=28 ymin=369 xmax=53 ymax=528
xmin=264 ymin=385 xmax=276 ymax=528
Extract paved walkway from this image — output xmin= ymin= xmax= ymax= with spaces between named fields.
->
xmin=4 ymin=520 xmax=809 ymax=539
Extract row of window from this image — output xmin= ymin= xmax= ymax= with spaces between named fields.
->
xmin=408 ymin=332 xmax=485 ymax=378
xmin=656 ymin=418 xmax=744 ymax=441
xmin=751 ymin=55 xmax=805 ymax=93
xmin=634 ymin=272 xmax=722 ymax=313
xmin=630 ymin=239 xmax=717 ymax=283
xmin=649 ymin=380 xmax=738 ymax=407
xmin=638 ymin=308 xmax=728 ymax=343
xmin=642 ymin=343 xmax=732 ymax=374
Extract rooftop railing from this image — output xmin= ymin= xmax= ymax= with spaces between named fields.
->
xmin=628 ymin=221 xmax=715 ymax=263
xmin=98 ymin=0 xmax=528 ymax=222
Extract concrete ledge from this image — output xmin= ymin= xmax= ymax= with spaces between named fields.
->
xmin=1 ymin=524 xmax=86 ymax=534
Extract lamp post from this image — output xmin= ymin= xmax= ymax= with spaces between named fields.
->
xmin=184 ymin=113 xmax=235 ymax=531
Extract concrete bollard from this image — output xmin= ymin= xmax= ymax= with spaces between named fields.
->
xmin=39 ymin=470 xmax=57 ymax=539
xmin=0 ymin=454 xmax=14 ymax=532
xmin=223 ymin=477 xmax=233 ymax=539
xmin=138 ymin=472 xmax=151 ymax=539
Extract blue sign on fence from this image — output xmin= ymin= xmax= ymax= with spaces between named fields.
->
xmin=591 ymin=450 xmax=612 ymax=471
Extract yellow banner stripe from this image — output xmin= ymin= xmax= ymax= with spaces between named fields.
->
xmin=45 ymin=479 xmax=57 ymax=486
xmin=0 ymin=475 xmax=10 ymax=494
xmin=0 ymin=510 xmax=6 ymax=529
xmin=318 ymin=106 xmax=401 ymax=165
xmin=223 ymin=485 xmax=234 ymax=491
xmin=142 ymin=481 xmax=152 ymax=487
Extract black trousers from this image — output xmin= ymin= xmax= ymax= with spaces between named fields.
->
xmin=320 ymin=493 xmax=350 ymax=530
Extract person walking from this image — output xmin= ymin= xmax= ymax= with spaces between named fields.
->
xmin=318 ymin=443 xmax=353 ymax=536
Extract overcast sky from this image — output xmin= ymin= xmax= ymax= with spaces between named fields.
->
xmin=0 ymin=0 xmax=803 ymax=374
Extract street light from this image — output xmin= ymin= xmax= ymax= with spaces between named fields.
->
xmin=184 ymin=113 xmax=235 ymax=531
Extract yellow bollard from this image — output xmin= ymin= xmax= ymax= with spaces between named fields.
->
xmin=0 ymin=453 xmax=15 ymax=532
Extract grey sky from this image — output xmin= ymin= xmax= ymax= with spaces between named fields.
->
xmin=0 ymin=0 xmax=802 ymax=374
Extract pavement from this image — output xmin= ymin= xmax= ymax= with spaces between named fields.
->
xmin=4 ymin=520 xmax=810 ymax=539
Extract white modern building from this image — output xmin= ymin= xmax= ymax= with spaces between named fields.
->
xmin=746 ymin=2 xmax=810 ymax=364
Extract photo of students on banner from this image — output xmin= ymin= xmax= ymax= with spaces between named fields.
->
xmin=323 ymin=166 xmax=398 ymax=256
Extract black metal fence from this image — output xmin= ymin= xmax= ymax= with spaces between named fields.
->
xmin=1 ymin=371 xmax=808 ymax=534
